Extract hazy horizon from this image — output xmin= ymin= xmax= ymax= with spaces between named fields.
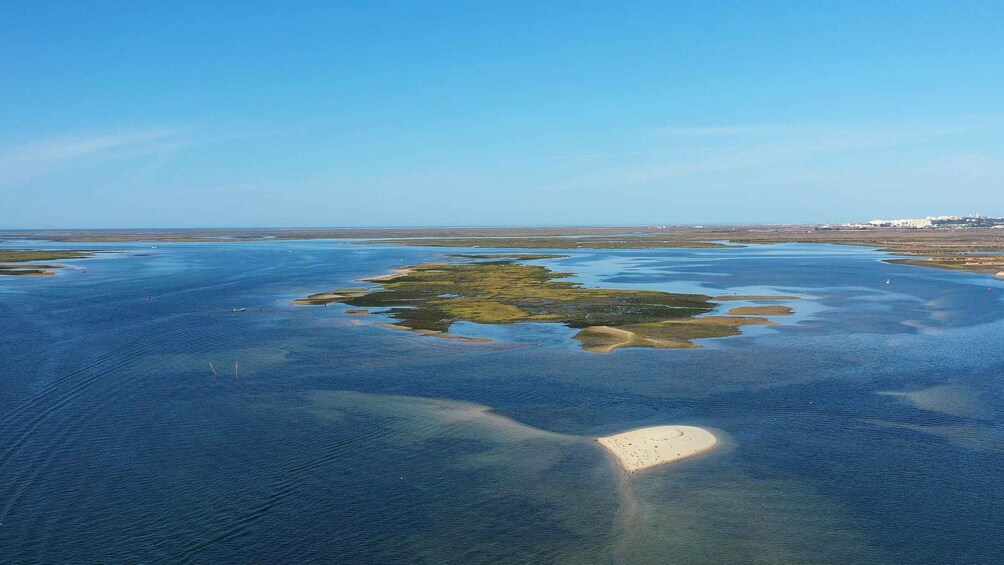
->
xmin=7 ymin=209 xmax=1004 ymax=233
xmin=5 ymin=214 xmax=1004 ymax=232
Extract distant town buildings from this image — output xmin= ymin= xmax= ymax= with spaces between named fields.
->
xmin=839 ymin=214 xmax=1004 ymax=229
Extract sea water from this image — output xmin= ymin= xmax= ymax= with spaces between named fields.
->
xmin=1 ymin=240 xmax=1001 ymax=563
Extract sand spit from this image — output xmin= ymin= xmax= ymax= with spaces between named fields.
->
xmin=293 ymin=291 xmax=367 ymax=305
xmin=597 ymin=426 xmax=717 ymax=472
xmin=374 ymin=322 xmax=493 ymax=343
xmin=712 ymin=295 xmax=801 ymax=301
xmin=727 ymin=305 xmax=794 ymax=316
xmin=306 ymin=390 xmax=572 ymax=443
xmin=309 ymin=391 xmax=720 ymax=473
xmin=361 ymin=264 xmax=445 ymax=283
xmin=576 ymin=325 xmax=693 ymax=353
xmin=670 ymin=316 xmax=776 ymax=326
xmin=294 ymin=267 xmax=435 ymax=304
xmin=576 ymin=316 xmax=780 ymax=353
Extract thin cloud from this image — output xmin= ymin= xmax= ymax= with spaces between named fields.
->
xmin=509 ymin=119 xmax=985 ymax=165
xmin=526 ymin=121 xmax=989 ymax=192
xmin=0 ymin=127 xmax=188 ymax=185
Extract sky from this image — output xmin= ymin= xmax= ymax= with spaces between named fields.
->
xmin=3 ymin=1 xmax=1003 ymax=228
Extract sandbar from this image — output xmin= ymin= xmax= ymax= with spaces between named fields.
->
xmin=713 ymin=295 xmax=801 ymax=301
xmin=293 ymin=291 xmax=366 ymax=305
xmin=727 ymin=305 xmax=793 ymax=316
xmin=575 ymin=325 xmax=694 ymax=353
xmin=597 ymin=425 xmax=717 ymax=472
xmin=361 ymin=265 xmax=435 ymax=282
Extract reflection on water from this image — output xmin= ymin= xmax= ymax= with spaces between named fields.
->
xmin=1 ymin=241 xmax=1003 ymax=563
xmin=617 ymin=464 xmax=878 ymax=563
xmin=304 ymin=391 xmax=617 ymax=563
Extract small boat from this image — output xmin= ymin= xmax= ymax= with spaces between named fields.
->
xmin=885 ymin=279 xmax=892 ymax=285
xmin=232 ymin=307 xmax=246 ymax=313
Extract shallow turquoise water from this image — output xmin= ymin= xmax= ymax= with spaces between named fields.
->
xmin=1 ymin=240 xmax=1002 ymax=563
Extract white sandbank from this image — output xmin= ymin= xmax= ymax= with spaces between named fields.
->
xmin=597 ymin=425 xmax=717 ymax=472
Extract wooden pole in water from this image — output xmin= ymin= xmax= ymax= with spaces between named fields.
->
xmin=209 ymin=362 xmax=218 ymax=377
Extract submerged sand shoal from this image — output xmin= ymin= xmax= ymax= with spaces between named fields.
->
xmin=597 ymin=425 xmax=717 ymax=472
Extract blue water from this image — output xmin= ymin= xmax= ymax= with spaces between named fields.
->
xmin=1 ymin=241 xmax=1002 ymax=563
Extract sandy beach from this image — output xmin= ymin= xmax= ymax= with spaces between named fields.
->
xmin=727 ymin=305 xmax=794 ymax=316
xmin=292 ymin=291 xmax=366 ymax=305
xmin=597 ymin=425 xmax=717 ymax=472
xmin=361 ymin=264 xmax=439 ymax=282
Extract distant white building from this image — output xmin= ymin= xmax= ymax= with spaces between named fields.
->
xmin=865 ymin=215 xmax=1004 ymax=228
xmin=868 ymin=218 xmax=934 ymax=228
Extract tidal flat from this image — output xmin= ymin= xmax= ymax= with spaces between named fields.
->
xmin=10 ymin=224 xmax=1004 ymax=276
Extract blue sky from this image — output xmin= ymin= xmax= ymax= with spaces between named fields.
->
xmin=3 ymin=1 xmax=1003 ymax=228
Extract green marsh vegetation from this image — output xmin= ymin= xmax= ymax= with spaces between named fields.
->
xmin=11 ymin=226 xmax=1004 ymax=277
xmin=297 ymin=254 xmax=797 ymax=352
xmin=885 ymin=256 xmax=1004 ymax=276
xmin=0 ymin=250 xmax=93 ymax=262
xmin=0 ymin=249 xmax=94 ymax=276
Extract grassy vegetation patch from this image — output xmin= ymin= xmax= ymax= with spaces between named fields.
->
xmin=885 ymin=257 xmax=1004 ymax=275
xmin=297 ymin=255 xmax=792 ymax=351
xmin=0 ymin=250 xmax=93 ymax=262
xmin=436 ymin=299 xmax=532 ymax=323
xmin=0 ymin=249 xmax=95 ymax=276
xmin=0 ymin=265 xmax=57 ymax=276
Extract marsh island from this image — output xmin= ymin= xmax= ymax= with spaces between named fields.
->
xmin=296 ymin=254 xmax=797 ymax=352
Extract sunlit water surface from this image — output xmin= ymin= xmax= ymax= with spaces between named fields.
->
xmin=1 ymin=241 xmax=1002 ymax=563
